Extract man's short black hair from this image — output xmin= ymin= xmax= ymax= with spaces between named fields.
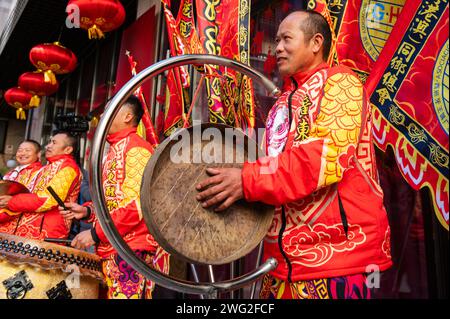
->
xmin=21 ymin=139 xmax=41 ymax=153
xmin=56 ymin=131 xmax=78 ymax=154
xmin=296 ymin=10 xmax=332 ymax=61
xmin=123 ymin=95 xmax=144 ymax=126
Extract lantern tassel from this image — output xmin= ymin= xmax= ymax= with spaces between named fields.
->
xmin=88 ymin=25 xmax=105 ymax=39
xmin=43 ymin=70 xmax=57 ymax=85
xmin=30 ymin=95 xmax=41 ymax=107
xmin=16 ymin=108 xmax=26 ymax=120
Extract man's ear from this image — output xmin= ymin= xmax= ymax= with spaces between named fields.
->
xmin=123 ymin=110 xmax=135 ymax=124
xmin=311 ymin=33 xmax=325 ymax=55
xmin=64 ymin=145 xmax=74 ymax=155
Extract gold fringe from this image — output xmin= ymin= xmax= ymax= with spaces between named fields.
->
xmin=43 ymin=70 xmax=57 ymax=84
xmin=29 ymin=95 xmax=41 ymax=107
xmin=16 ymin=108 xmax=26 ymax=120
xmin=88 ymin=25 xmax=105 ymax=39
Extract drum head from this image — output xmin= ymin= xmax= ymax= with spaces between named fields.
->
xmin=141 ymin=123 xmax=274 ymax=265
xmin=0 ymin=180 xmax=30 ymax=196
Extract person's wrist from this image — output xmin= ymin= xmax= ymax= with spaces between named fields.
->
xmin=90 ymin=228 xmax=100 ymax=244
xmin=82 ymin=206 xmax=91 ymax=220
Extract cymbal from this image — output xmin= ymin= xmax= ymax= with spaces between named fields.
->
xmin=0 ymin=180 xmax=30 ymax=196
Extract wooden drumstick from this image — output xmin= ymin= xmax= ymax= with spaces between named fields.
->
xmin=44 ymin=238 xmax=73 ymax=245
xmin=47 ymin=186 xmax=81 ymax=235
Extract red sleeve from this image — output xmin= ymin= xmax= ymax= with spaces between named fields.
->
xmin=7 ymin=193 xmax=46 ymax=213
xmin=242 ymin=139 xmax=325 ymax=206
xmin=7 ymin=166 xmax=79 ymax=214
xmin=242 ymin=72 xmax=365 ymax=207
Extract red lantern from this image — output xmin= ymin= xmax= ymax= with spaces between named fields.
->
xmin=67 ymin=0 xmax=126 ymax=39
xmin=18 ymin=72 xmax=59 ymax=107
xmin=4 ymin=87 xmax=34 ymax=120
xmin=29 ymin=42 xmax=77 ymax=84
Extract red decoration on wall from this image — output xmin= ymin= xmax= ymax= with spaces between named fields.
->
xmin=29 ymin=42 xmax=77 ymax=84
xmin=67 ymin=0 xmax=126 ymax=39
xmin=18 ymin=72 xmax=59 ymax=107
xmin=4 ymin=87 xmax=34 ymax=120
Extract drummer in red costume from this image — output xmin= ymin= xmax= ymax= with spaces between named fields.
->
xmin=0 ymin=132 xmax=81 ymax=240
xmin=196 ymin=10 xmax=392 ymax=299
xmin=0 ymin=140 xmax=43 ymax=228
xmin=59 ymin=96 xmax=169 ymax=299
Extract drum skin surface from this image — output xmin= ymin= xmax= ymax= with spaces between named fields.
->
xmin=141 ymin=124 xmax=274 ymax=265
xmin=0 ymin=233 xmax=103 ymax=299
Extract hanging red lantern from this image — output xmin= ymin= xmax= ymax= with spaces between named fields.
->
xmin=67 ymin=0 xmax=126 ymax=39
xmin=4 ymin=87 xmax=34 ymax=120
xmin=18 ymin=72 xmax=59 ymax=107
xmin=29 ymin=42 xmax=77 ymax=84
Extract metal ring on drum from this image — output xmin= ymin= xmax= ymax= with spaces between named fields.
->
xmin=89 ymin=54 xmax=280 ymax=296
xmin=0 ymin=232 xmax=103 ymax=299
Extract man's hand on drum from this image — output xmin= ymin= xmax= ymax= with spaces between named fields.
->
xmin=71 ymin=230 xmax=95 ymax=250
xmin=0 ymin=195 xmax=12 ymax=208
xmin=58 ymin=202 xmax=88 ymax=220
xmin=196 ymin=167 xmax=244 ymax=212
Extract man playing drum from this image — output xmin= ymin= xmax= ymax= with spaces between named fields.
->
xmin=0 ymin=140 xmax=42 ymax=229
xmin=59 ymin=96 xmax=169 ymax=299
xmin=0 ymin=132 xmax=81 ymax=240
xmin=196 ymin=10 xmax=392 ymax=299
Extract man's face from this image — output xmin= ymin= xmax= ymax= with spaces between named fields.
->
xmin=16 ymin=142 xmax=40 ymax=165
xmin=275 ymin=13 xmax=314 ymax=77
xmin=45 ymin=134 xmax=71 ymax=158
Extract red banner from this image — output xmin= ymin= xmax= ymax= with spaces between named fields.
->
xmin=309 ymin=0 xmax=407 ymax=83
xmin=196 ymin=0 xmax=255 ymax=132
xmin=365 ymin=0 xmax=449 ymax=229
xmin=161 ymin=0 xmax=188 ymax=135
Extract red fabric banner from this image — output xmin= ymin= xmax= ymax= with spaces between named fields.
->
xmin=309 ymin=0 xmax=407 ymax=83
xmin=196 ymin=0 xmax=255 ymax=132
xmin=161 ymin=0 xmax=188 ymax=135
xmin=365 ymin=0 xmax=449 ymax=229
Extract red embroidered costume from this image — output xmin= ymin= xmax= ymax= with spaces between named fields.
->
xmin=84 ymin=128 xmax=168 ymax=299
xmin=0 ymin=161 xmax=42 ymax=227
xmin=2 ymin=154 xmax=81 ymax=239
xmin=242 ymin=64 xmax=392 ymax=298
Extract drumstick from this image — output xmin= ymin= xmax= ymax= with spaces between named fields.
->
xmin=47 ymin=186 xmax=67 ymax=210
xmin=47 ymin=186 xmax=81 ymax=231
xmin=44 ymin=238 xmax=73 ymax=245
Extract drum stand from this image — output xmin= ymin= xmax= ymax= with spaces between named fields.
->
xmin=90 ymin=55 xmax=280 ymax=297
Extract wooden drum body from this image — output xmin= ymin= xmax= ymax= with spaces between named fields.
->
xmin=0 ymin=233 xmax=103 ymax=299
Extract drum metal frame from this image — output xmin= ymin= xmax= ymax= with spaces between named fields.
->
xmin=89 ymin=54 xmax=280 ymax=296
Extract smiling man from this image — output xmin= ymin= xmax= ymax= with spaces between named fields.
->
xmin=0 ymin=132 xmax=81 ymax=239
xmin=3 ymin=139 xmax=42 ymax=185
xmin=196 ymin=10 xmax=392 ymax=299
xmin=0 ymin=140 xmax=43 ymax=230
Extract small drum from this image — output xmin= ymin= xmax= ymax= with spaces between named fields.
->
xmin=0 ymin=232 xmax=103 ymax=299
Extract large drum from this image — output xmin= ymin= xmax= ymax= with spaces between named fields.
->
xmin=0 ymin=233 xmax=103 ymax=299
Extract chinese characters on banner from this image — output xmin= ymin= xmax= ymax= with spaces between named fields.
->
xmin=365 ymin=0 xmax=449 ymax=229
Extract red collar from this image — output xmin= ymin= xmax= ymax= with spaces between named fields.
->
xmin=46 ymin=154 xmax=73 ymax=163
xmin=106 ymin=127 xmax=137 ymax=145
xmin=283 ymin=62 xmax=329 ymax=91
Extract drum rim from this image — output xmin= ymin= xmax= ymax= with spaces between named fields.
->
xmin=0 ymin=233 xmax=104 ymax=282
